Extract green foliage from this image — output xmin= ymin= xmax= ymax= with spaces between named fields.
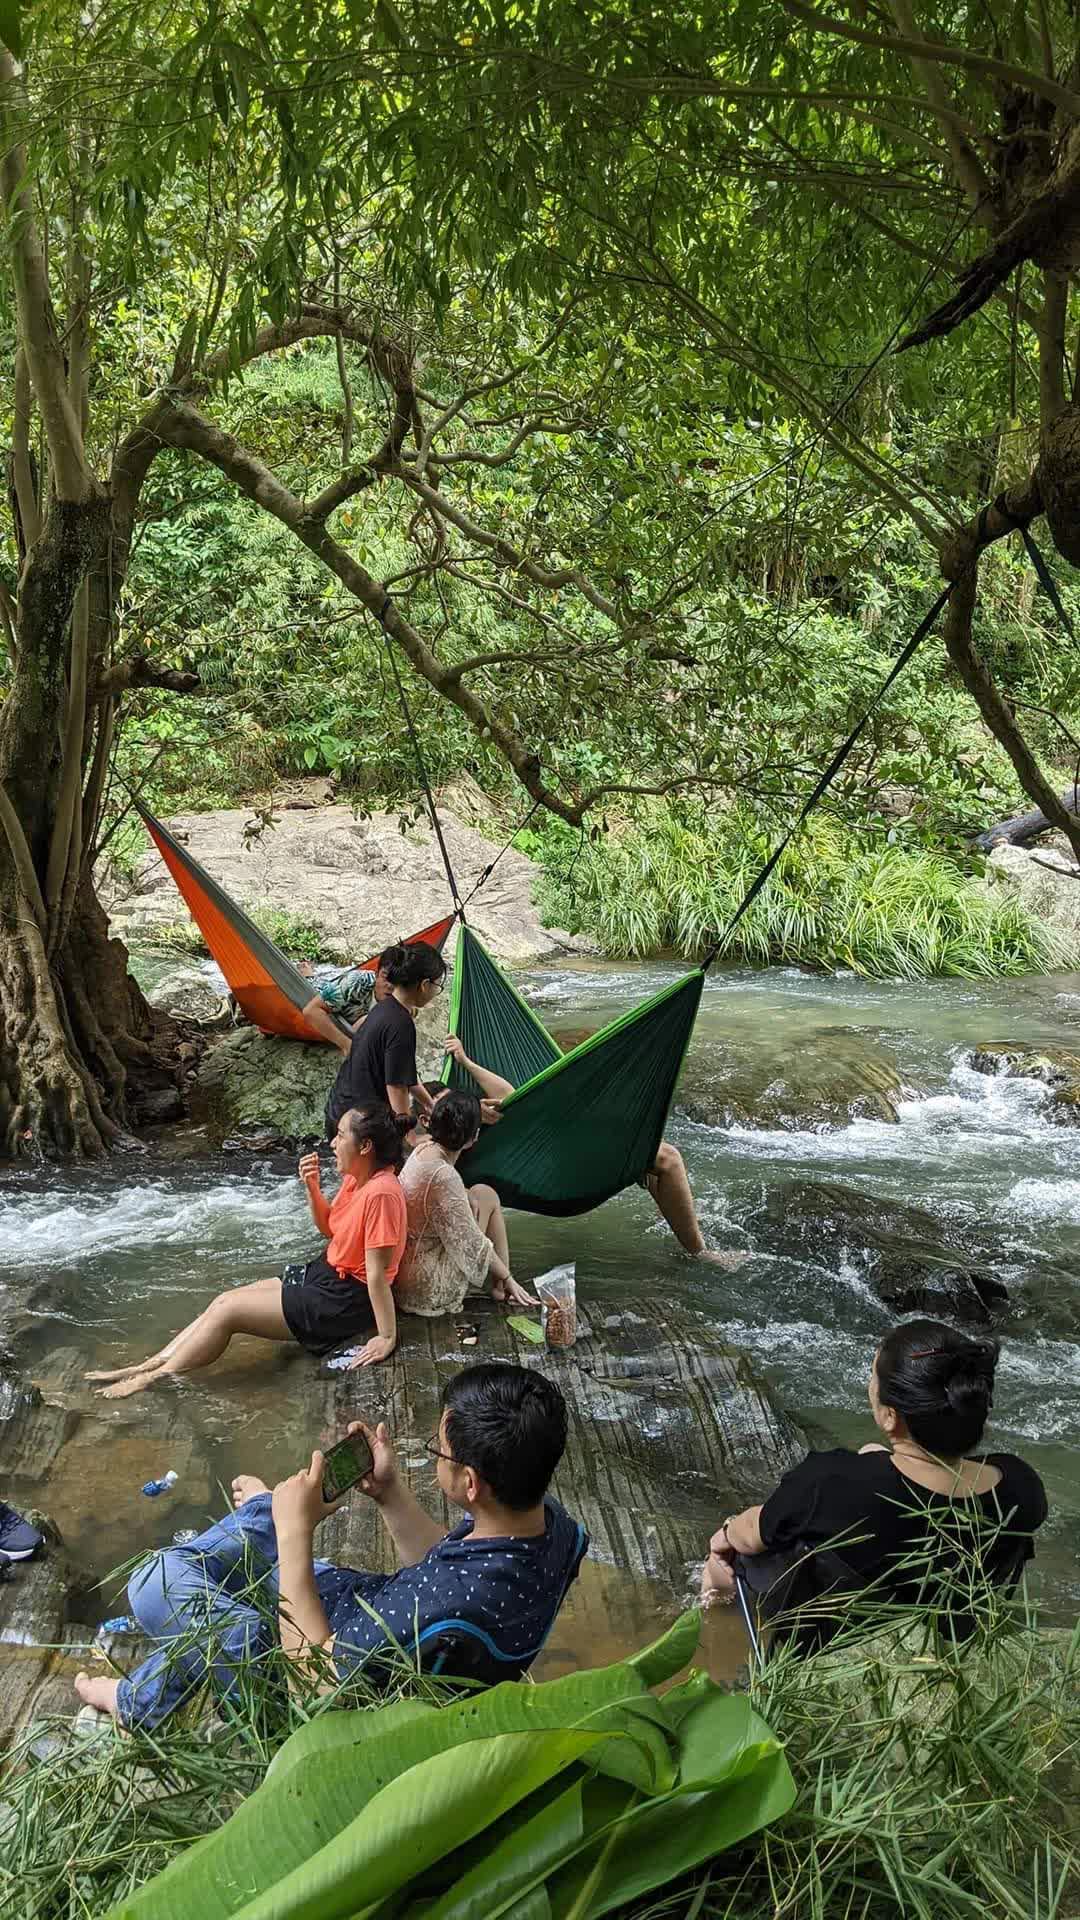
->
xmin=150 ymin=910 xmax=337 ymax=964
xmin=539 ymin=804 xmax=1066 ymax=979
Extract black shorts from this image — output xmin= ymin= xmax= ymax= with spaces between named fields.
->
xmin=279 ymin=1255 xmax=377 ymax=1356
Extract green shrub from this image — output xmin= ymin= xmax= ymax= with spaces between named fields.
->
xmin=537 ymin=804 xmax=1066 ymax=979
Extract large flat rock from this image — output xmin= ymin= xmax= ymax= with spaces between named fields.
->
xmin=0 ymin=1297 xmax=802 ymax=1737
xmin=105 ymin=801 xmax=586 ymax=966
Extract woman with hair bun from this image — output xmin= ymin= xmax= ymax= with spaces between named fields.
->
xmin=397 ymin=1089 xmax=539 ymax=1318
xmin=703 ymin=1319 xmax=1047 ymax=1648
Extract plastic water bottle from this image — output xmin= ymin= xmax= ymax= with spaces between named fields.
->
xmin=171 ymin=1528 xmax=198 ymax=1546
xmin=141 ymin=1470 xmax=178 ymax=1498
xmin=97 ymin=1615 xmax=137 ymax=1637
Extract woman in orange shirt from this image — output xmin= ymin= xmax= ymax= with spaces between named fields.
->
xmin=85 ymin=1104 xmax=408 ymax=1397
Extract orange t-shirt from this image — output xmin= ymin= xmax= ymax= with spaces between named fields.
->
xmin=326 ymin=1170 xmax=407 ymax=1285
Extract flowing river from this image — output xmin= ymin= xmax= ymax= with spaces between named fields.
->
xmin=2 ymin=958 xmax=1079 ymax=1625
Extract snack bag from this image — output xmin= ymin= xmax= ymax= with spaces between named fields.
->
xmin=535 ymin=1263 xmax=577 ymax=1350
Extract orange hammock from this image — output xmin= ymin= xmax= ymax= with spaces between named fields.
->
xmin=138 ymin=805 xmax=453 ymax=1044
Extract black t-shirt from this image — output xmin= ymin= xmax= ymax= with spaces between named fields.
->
xmin=757 ymin=1446 xmax=1047 ymax=1633
xmin=325 ymin=997 xmax=417 ymax=1137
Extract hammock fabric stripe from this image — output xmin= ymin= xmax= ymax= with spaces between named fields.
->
xmin=447 ymin=926 xmax=703 ymax=1216
xmin=137 ymin=805 xmax=452 ymax=1045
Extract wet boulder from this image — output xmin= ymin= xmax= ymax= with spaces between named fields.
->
xmin=191 ymin=998 xmax=449 ymax=1147
xmin=750 ymin=1180 xmax=1009 ymax=1321
xmin=677 ymin=1026 xmax=905 ymax=1131
xmin=968 ymin=1042 xmax=1080 ymax=1124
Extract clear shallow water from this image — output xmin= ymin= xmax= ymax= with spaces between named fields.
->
xmin=2 ymin=959 xmax=1080 ymax=1616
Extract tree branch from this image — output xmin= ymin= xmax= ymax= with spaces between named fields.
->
xmin=0 ymin=578 xmax=17 ymax=667
xmin=0 ymin=779 xmax=47 ymax=933
xmin=154 ymin=394 xmax=587 ymax=824
xmin=940 ymin=470 xmax=1043 ymax=576
xmin=304 ymin=466 xmax=378 ymax=520
xmin=11 ymin=345 xmax=41 ymax=551
xmin=95 ymin=654 xmax=201 ymax=699
xmin=942 ymin=563 xmax=1080 ymax=862
xmin=399 ymin=471 xmax=621 ymax=620
xmin=782 ymin=0 xmax=1080 ymax=119
xmin=887 ymin=0 xmax=993 ymax=210
xmin=0 ymin=52 xmax=93 ymax=502
xmin=1038 ymin=270 xmax=1069 ymax=424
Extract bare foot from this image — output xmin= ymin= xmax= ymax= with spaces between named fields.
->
xmin=75 ymin=1671 xmax=121 ymax=1720
xmin=232 ymin=1474 xmax=270 ymax=1508
xmin=697 ymin=1249 xmax=751 ymax=1270
xmin=98 ymin=1369 xmax=167 ymax=1400
xmin=84 ymin=1360 xmax=159 ymax=1383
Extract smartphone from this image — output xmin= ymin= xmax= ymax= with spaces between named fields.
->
xmin=321 ymin=1431 xmax=374 ymax=1504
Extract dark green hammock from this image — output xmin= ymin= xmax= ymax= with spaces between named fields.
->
xmin=443 ymin=925 xmax=702 ymax=1216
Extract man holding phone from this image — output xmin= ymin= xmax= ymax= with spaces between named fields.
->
xmin=74 ymin=1364 xmax=587 ymax=1729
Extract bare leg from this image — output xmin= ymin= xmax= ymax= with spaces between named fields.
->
xmin=85 ymin=1278 xmax=282 ymax=1382
xmin=74 ymin=1672 xmax=121 ymax=1720
xmin=97 ymin=1284 xmax=293 ymax=1399
xmin=469 ymin=1183 xmax=511 ymax=1271
xmin=646 ymin=1143 xmax=749 ymax=1268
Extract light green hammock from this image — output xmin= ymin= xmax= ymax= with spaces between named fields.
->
xmin=442 ymin=926 xmax=702 ymax=1216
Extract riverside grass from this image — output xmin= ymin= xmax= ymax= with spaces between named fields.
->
xmin=538 ymin=805 xmax=1065 ymax=980
xmin=2 ymin=1585 xmax=1077 ymax=1920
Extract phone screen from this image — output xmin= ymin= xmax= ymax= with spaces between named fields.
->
xmin=321 ymin=1432 xmax=375 ymax=1503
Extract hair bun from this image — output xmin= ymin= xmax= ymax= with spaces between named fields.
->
xmin=944 ymin=1363 xmax=993 ymax=1415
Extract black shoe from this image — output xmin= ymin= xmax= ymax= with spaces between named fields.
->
xmin=0 ymin=1503 xmax=44 ymax=1561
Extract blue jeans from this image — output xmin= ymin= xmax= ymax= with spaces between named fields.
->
xmin=115 ymin=1495 xmax=358 ymax=1730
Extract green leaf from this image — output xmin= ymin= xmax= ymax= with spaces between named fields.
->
xmin=110 ymin=1663 xmax=674 ymax=1920
xmin=232 ymin=1729 xmax=604 ymax=1920
xmin=507 ymin=1314 xmax=545 ymax=1344
xmin=626 ymin=1610 xmax=701 ymax=1688
xmin=0 ymin=0 xmax=21 ymax=56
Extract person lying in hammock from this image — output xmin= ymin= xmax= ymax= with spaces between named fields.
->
xmin=298 ymin=944 xmax=396 ymax=1045
xmin=442 ymin=1036 xmax=747 ymax=1269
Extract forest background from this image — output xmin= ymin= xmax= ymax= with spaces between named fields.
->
xmin=4 ymin=0 xmax=1080 ymax=1153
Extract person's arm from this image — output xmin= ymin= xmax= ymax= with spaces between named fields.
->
xmin=386 ymin=1083 xmax=414 ymax=1119
xmin=350 ymin=1419 xmax=446 ymax=1565
xmin=271 ymin=1454 xmax=337 ymax=1682
xmin=700 ymin=1504 xmax=764 ymax=1604
xmin=301 ymin=995 xmax=355 ymax=1055
xmin=345 ymin=1246 xmax=398 ymax=1368
xmin=298 ymin=1152 xmax=332 ymax=1238
xmin=444 ymin=1035 xmax=513 ymax=1101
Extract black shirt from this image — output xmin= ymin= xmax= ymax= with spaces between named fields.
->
xmin=325 ymin=997 xmax=417 ymax=1137
xmin=757 ymin=1446 xmax=1047 ymax=1638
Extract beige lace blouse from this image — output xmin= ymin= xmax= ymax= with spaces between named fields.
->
xmin=396 ymin=1143 xmax=492 ymax=1316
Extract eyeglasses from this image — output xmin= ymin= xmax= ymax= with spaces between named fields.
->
xmin=424 ymin=1433 xmax=457 ymax=1465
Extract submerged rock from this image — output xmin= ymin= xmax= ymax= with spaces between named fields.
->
xmin=191 ymin=998 xmax=449 ymax=1145
xmin=968 ymin=1041 xmax=1080 ymax=1123
xmin=678 ymin=1026 xmax=905 ymax=1131
xmin=751 ymin=1180 xmax=1009 ymax=1321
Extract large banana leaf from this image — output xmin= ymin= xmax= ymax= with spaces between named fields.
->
xmin=231 ymin=1729 xmax=605 ymax=1920
xmin=108 ymin=1648 xmax=690 ymax=1920
xmin=400 ymin=1682 xmax=795 ymax=1920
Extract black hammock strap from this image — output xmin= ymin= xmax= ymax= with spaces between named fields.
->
xmin=461 ymin=798 xmax=544 ymax=908
xmin=377 ymin=594 xmax=465 ymax=916
xmin=701 ymin=577 xmax=956 ymax=967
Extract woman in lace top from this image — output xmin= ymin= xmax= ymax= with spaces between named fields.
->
xmin=398 ymin=1091 xmax=538 ymax=1318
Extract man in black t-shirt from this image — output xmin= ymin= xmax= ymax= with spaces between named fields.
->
xmin=324 ymin=942 xmax=446 ymax=1137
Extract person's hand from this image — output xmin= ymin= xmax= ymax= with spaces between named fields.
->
xmin=345 ymin=1332 xmax=396 ymax=1370
xmin=272 ymin=1451 xmax=336 ymax=1541
xmin=444 ymin=1035 xmax=466 ymax=1063
xmin=298 ymin=1152 xmax=321 ymax=1188
xmin=479 ymin=1099 xmax=503 ymax=1127
xmin=492 ymin=1274 xmax=540 ymax=1309
xmin=346 ymin=1419 xmax=399 ymax=1502
xmin=701 ymin=1524 xmax=737 ymax=1604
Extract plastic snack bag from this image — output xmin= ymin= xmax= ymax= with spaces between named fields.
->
xmin=535 ymin=1263 xmax=577 ymax=1350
